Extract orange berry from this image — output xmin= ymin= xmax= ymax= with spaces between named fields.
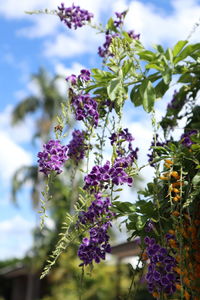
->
xmin=173 ymin=196 xmax=180 ymax=202
xmin=152 ymin=291 xmax=159 ymax=298
xmin=165 ymin=159 xmax=173 ymax=165
xmin=170 ymin=171 xmax=179 ymax=179
xmin=172 ymin=211 xmax=180 ymax=217
xmin=175 ymin=283 xmax=182 ymax=290
xmin=183 ymin=277 xmax=191 ymax=286
xmin=142 ymin=252 xmax=148 ymax=261
xmin=168 ymin=229 xmax=175 ymax=235
xmin=173 ymin=188 xmax=180 ymax=193
xmin=164 ymin=163 xmax=171 ymax=168
xmin=184 ymin=290 xmax=190 ymax=300
xmin=172 ymin=181 xmax=184 ymax=187
xmin=160 ymin=176 xmax=169 ymax=180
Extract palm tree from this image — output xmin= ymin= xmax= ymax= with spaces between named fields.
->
xmin=11 ymin=68 xmax=72 ymax=207
xmin=12 ymin=67 xmax=66 ymax=142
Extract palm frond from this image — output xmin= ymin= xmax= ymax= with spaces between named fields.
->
xmin=12 ymin=97 xmax=40 ymax=124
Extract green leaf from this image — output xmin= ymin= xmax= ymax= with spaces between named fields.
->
xmin=165 ymin=48 xmax=173 ymax=63
xmin=153 ymin=44 xmax=164 ymax=53
xmin=161 ymin=68 xmax=172 ymax=84
xmin=172 ymin=40 xmax=188 ymax=57
xmin=106 ymin=17 xmax=117 ymax=31
xmin=92 ymin=68 xmax=114 ymax=81
xmin=130 ymin=85 xmax=142 ymax=106
xmin=139 ymin=79 xmax=156 ymax=112
xmin=155 ymin=80 xmax=169 ymax=98
xmin=113 ymin=201 xmax=136 ymax=213
xmin=138 ymin=50 xmax=156 ymax=62
xmin=122 ymin=60 xmax=133 ymax=77
xmin=192 ymin=171 xmax=200 ymax=186
xmin=136 ymin=215 xmax=148 ymax=230
xmin=178 ymin=73 xmax=194 ymax=83
xmin=107 ymin=77 xmax=121 ymax=101
xmin=174 ymin=43 xmax=200 ymax=64
xmin=145 ymin=63 xmax=164 ymax=71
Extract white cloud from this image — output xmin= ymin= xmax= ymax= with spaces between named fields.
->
xmin=0 ymin=130 xmax=32 ymax=181
xmin=0 ymin=105 xmax=35 ymax=144
xmin=0 ymin=215 xmax=34 ymax=259
xmin=54 ymin=62 xmax=85 ymax=95
xmin=122 ymin=0 xmax=200 ymax=46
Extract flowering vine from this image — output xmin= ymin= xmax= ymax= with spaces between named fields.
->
xmin=27 ymin=2 xmax=200 ymax=299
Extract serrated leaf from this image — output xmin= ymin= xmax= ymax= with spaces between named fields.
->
xmin=139 ymin=79 xmax=155 ymax=112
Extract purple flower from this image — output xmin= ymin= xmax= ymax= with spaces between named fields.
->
xmin=71 ymin=93 xmax=99 ymax=127
xmin=144 ymin=236 xmax=179 ymax=296
xmin=180 ymin=130 xmax=197 ymax=147
xmin=98 ymin=33 xmax=119 ymax=58
xmin=114 ymin=11 xmax=126 ymax=27
xmin=167 ymin=90 xmax=179 ymax=110
xmin=147 ymin=134 xmax=167 ymax=166
xmin=57 ymin=3 xmax=93 ymax=30
xmin=37 ymin=140 xmax=68 ymax=175
xmin=145 ymin=220 xmax=155 ymax=232
xmin=66 ymin=74 xmax=77 ymax=85
xmin=83 ymin=159 xmax=133 ymax=191
xmin=67 ymin=130 xmax=87 ymax=164
xmin=78 ymin=69 xmax=91 ymax=82
xmin=109 ymin=129 xmax=139 ymax=163
xmin=77 ymin=194 xmax=114 ymax=266
xmin=128 ymin=30 xmax=140 ymax=40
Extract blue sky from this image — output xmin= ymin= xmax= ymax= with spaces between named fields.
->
xmin=0 ymin=0 xmax=200 ymax=259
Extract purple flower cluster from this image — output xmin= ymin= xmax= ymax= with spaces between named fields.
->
xmin=78 ymin=193 xmax=114 ymax=225
xmin=98 ymin=32 xmax=119 ymax=58
xmin=128 ymin=30 xmax=140 ymax=40
xmin=57 ymin=3 xmax=93 ymax=30
xmin=66 ymin=69 xmax=91 ymax=85
xmin=67 ymin=130 xmax=87 ymax=164
xmin=145 ymin=220 xmax=155 ymax=233
xmin=147 ymin=134 xmax=167 ymax=166
xmin=167 ymin=90 xmax=179 ymax=110
xmin=84 ymin=160 xmax=133 ymax=191
xmin=180 ymin=130 xmax=197 ymax=147
xmin=37 ymin=140 xmax=68 ymax=175
xmin=77 ymin=194 xmax=113 ymax=266
xmin=71 ymin=93 xmax=99 ymax=127
xmin=144 ymin=236 xmax=178 ymax=296
xmin=109 ymin=128 xmax=138 ymax=159
xmin=114 ymin=11 xmax=126 ymax=27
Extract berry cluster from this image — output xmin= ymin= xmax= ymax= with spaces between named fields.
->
xmin=144 ymin=236 xmax=179 ymax=297
xmin=57 ymin=3 xmax=93 ymax=30
xmin=77 ymin=194 xmax=113 ymax=266
xmin=37 ymin=140 xmax=68 ymax=175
